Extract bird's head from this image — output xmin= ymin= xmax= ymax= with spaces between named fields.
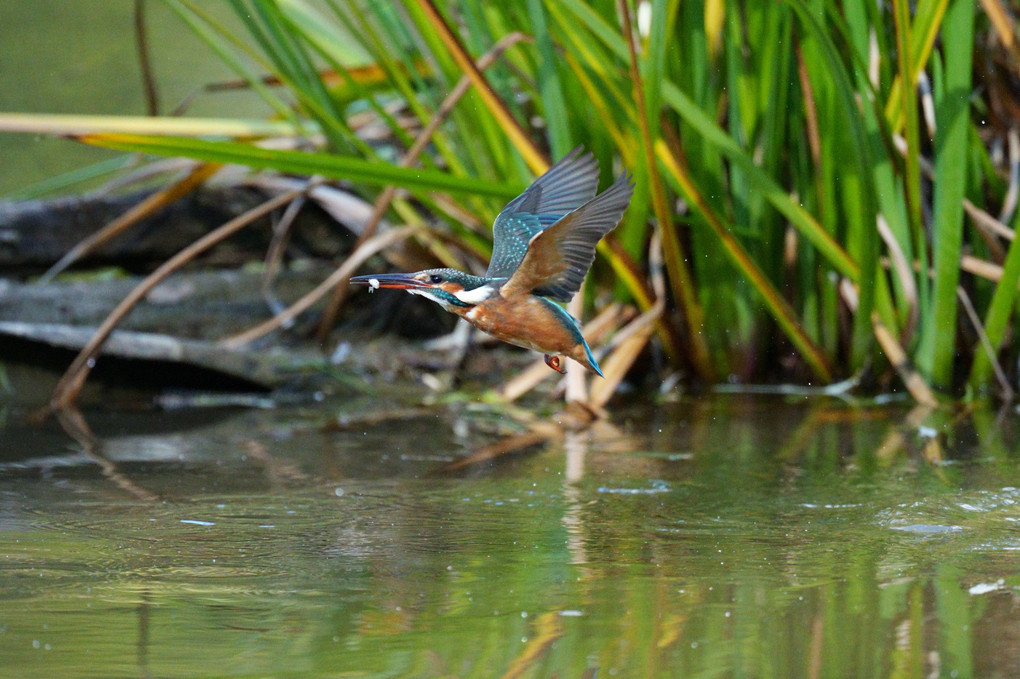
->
xmin=350 ymin=268 xmax=497 ymax=310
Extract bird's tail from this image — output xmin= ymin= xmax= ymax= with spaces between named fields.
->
xmin=573 ymin=337 xmax=604 ymax=378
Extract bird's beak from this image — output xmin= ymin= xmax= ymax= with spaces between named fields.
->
xmin=349 ymin=273 xmax=432 ymax=291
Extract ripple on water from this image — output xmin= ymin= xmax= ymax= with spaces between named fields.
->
xmin=596 ymin=480 xmax=671 ymax=495
xmin=887 ymin=523 xmax=964 ymax=535
xmin=875 ymin=487 xmax=1020 ymax=547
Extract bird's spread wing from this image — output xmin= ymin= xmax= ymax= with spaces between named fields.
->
xmin=486 ymin=147 xmax=599 ymax=279
xmin=501 ymin=171 xmax=634 ymax=302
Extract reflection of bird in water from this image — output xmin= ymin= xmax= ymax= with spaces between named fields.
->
xmin=350 ymin=148 xmax=633 ymax=376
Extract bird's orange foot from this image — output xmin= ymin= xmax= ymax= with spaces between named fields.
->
xmin=544 ymin=354 xmax=566 ymax=374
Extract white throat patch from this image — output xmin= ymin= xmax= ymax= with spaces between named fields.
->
xmin=452 ymin=285 xmax=495 ymax=305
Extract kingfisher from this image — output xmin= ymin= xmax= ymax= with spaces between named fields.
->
xmin=350 ymin=148 xmax=633 ymax=376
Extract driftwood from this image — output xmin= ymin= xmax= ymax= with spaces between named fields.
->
xmin=0 ymin=321 xmax=323 ymax=389
xmin=0 ymin=267 xmax=335 ymax=339
xmin=0 ymin=185 xmax=350 ymax=270
xmin=0 ymin=267 xmax=338 ymax=392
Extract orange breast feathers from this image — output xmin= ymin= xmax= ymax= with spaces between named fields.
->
xmin=453 ymin=294 xmax=580 ymax=357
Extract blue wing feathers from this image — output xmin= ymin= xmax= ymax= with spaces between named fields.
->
xmin=487 ymin=147 xmax=600 ymax=279
xmin=532 ymin=171 xmax=634 ymax=301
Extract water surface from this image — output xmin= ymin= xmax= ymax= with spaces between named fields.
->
xmin=2 ymin=396 xmax=1020 ymax=677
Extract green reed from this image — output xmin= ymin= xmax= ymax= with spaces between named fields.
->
xmin=47 ymin=0 xmax=1011 ymax=399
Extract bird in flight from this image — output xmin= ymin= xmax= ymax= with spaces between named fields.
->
xmin=350 ymin=148 xmax=633 ymax=376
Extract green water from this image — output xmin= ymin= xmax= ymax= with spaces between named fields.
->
xmin=2 ymin=396 xmax=1020 ymax=677
xmin=0 ymin=2 xmax=267 ymax=196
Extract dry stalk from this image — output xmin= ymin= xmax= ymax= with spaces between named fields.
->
xmin=876 ymin=214 xmax=919 ymax=342
xmin=220 ymin=225 xmax=416 ymax=348
xmin=957 ymin=285 xmax=1014 ymax=399
xmin=39 ymin=162 xmax=223 ymax=282
xmin=260 ymin=180 xmax=315 ymax=322
xmin=839 ymin=279 xmax=938 ymax=407
xmin=47 ymin=184 xmax=315 ymax=410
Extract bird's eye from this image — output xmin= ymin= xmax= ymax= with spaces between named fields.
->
xmin=429 ymin=274 xmax=443 ymax=284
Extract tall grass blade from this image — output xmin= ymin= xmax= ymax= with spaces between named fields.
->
xmin=413 ymin=0 xmax=548 ymax=174
xmin=883 ymin=0 xmax=950 ymax=133
xmin=892 ymin=0 xmax=925 ymax=284
xmin=657 ymin=140 xmax=833 ymax=381
xmin=787 ymin=0 xmax=889 ymax=371
xmin=969 ymin=230 xmax=1020 ymax=392
xmin=660 ymin=83 xmax=859 ymax=281
xmin=527 ymin=0 xmax=571 ymax=158
xmin=78 ymin=133 xmax=521 ymax=199
xmin=919 ymin=0 xmax=974 ymax=387
xmin=0 ymin=112 xmax=304 ymax=137
xmin=619 ymin=0 xmax=713 ymax=378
